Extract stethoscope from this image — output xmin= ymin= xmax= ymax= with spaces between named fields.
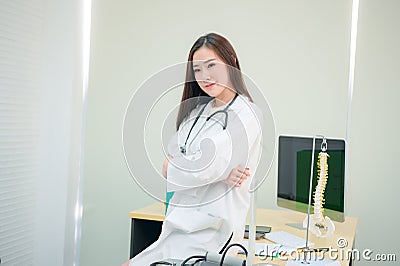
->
xmin=180 ymin=93 xmax=238 ymax=155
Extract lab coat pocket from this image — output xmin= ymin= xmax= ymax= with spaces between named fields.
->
xmin=166 ymin=207 xmax=223 ymax=234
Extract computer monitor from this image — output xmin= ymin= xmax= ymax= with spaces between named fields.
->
xmin=277 ymin=135 xmax=345 ymax=222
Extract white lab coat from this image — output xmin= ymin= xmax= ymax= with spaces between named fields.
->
xmin=129 ymin=95 xmax=262 ymax=266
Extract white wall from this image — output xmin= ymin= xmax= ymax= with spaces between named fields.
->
xmin=347 ymin=0 xmax=400 ymax=263
xmin=0 ymin=0 xmax=85 ymax=265
xmin=81 ymin=1 xmax=352 ymax=265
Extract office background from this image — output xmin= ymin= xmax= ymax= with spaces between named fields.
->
xmin=0 ymin=0 xmax=398 ymax=265
xmin=81 ymin=0 xmax=399 ymax=265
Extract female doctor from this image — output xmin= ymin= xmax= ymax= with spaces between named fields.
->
xmin=125 ymin=33 xmax=262 ymax=266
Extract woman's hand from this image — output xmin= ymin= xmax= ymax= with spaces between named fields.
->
xmin=224 ymin=166 xmax=250 ymax=187
xmin=121 ymin=260 xmax=131 ymax=266
xmin=162 ymin=157 xmax=171 ymax=179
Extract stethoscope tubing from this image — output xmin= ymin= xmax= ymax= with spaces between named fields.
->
xmin=181 ymin=93 xmax=238 ymax=155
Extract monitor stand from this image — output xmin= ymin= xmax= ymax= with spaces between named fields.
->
xmin=285 ymin=222 xmax=305 ymax=230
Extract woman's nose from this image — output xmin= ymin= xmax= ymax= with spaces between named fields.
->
xmin=199 ymin=68 xmax=211 ymax=81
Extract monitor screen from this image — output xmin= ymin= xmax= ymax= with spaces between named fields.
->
xmin=277 ymin=135 xmax=345 ymax=222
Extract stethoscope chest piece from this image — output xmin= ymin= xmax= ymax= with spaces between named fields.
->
xmin=180 ymin=93 xmax=238 ymax=155
xmin=179 ymin=145 xmax=186 ymax=155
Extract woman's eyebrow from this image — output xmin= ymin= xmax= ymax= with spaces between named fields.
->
xmin=193 ymin=58 xmax=216 ymax=67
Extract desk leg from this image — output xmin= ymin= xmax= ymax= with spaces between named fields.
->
xmin=130 ymin=218 xmax=162 ymax=259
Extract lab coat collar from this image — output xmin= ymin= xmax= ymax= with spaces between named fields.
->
xmin=206 ymin=94 xmax=249 ymax=114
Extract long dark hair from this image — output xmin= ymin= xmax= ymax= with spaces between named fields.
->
xmin=176 ymin=33 xmax=253 ymax=130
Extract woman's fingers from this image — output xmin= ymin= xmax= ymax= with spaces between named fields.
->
xmin=236 ymin=167 xmax=249 ymax=176
xmin=234 ymin=167 xmax=250 ymax=187
xmin=224 ymin=166 xmax=250 ymax=187
xmin=236 ymin=168 xmax=250 ymax=179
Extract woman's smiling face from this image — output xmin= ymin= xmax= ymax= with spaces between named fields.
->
xmin=192 ymin=47 xmax=235 ymax=101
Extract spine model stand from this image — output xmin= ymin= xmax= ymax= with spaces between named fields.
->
xmin=303 ymin=142 xmax=335 ymax=237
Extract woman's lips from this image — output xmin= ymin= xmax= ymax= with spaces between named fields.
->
xmin=205 ymin=82 xmax=216 ymax=88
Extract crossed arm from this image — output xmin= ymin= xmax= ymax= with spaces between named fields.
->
xmin=162 ymin=157 xmax=250 ymax=188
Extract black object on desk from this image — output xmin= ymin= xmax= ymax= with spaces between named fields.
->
xmin=243 ymin=225 xmax=271 ymax=239
xmin=130 ymin=218 xmax=162 ymax=259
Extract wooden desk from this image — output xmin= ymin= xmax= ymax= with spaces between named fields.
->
xmin=129 ymin=203 xmax=357 ymax=265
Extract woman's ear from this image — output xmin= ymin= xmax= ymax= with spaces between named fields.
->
xmin=231 ymin=55 xmax=237 ymax=66
xmin=234 ymin=57 xmax=239 ymax=68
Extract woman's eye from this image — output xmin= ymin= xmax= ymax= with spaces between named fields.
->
xmin=208 ymin=63 xmax=215 ymax=68
xmin=193 ymin=68 xmax=200 ymax=73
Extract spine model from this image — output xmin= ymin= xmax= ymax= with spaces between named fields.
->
xmin=303 ymin=143 xmax=335 ymax=238
xmin=313 ymin=152 xmax=329 ymax=227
